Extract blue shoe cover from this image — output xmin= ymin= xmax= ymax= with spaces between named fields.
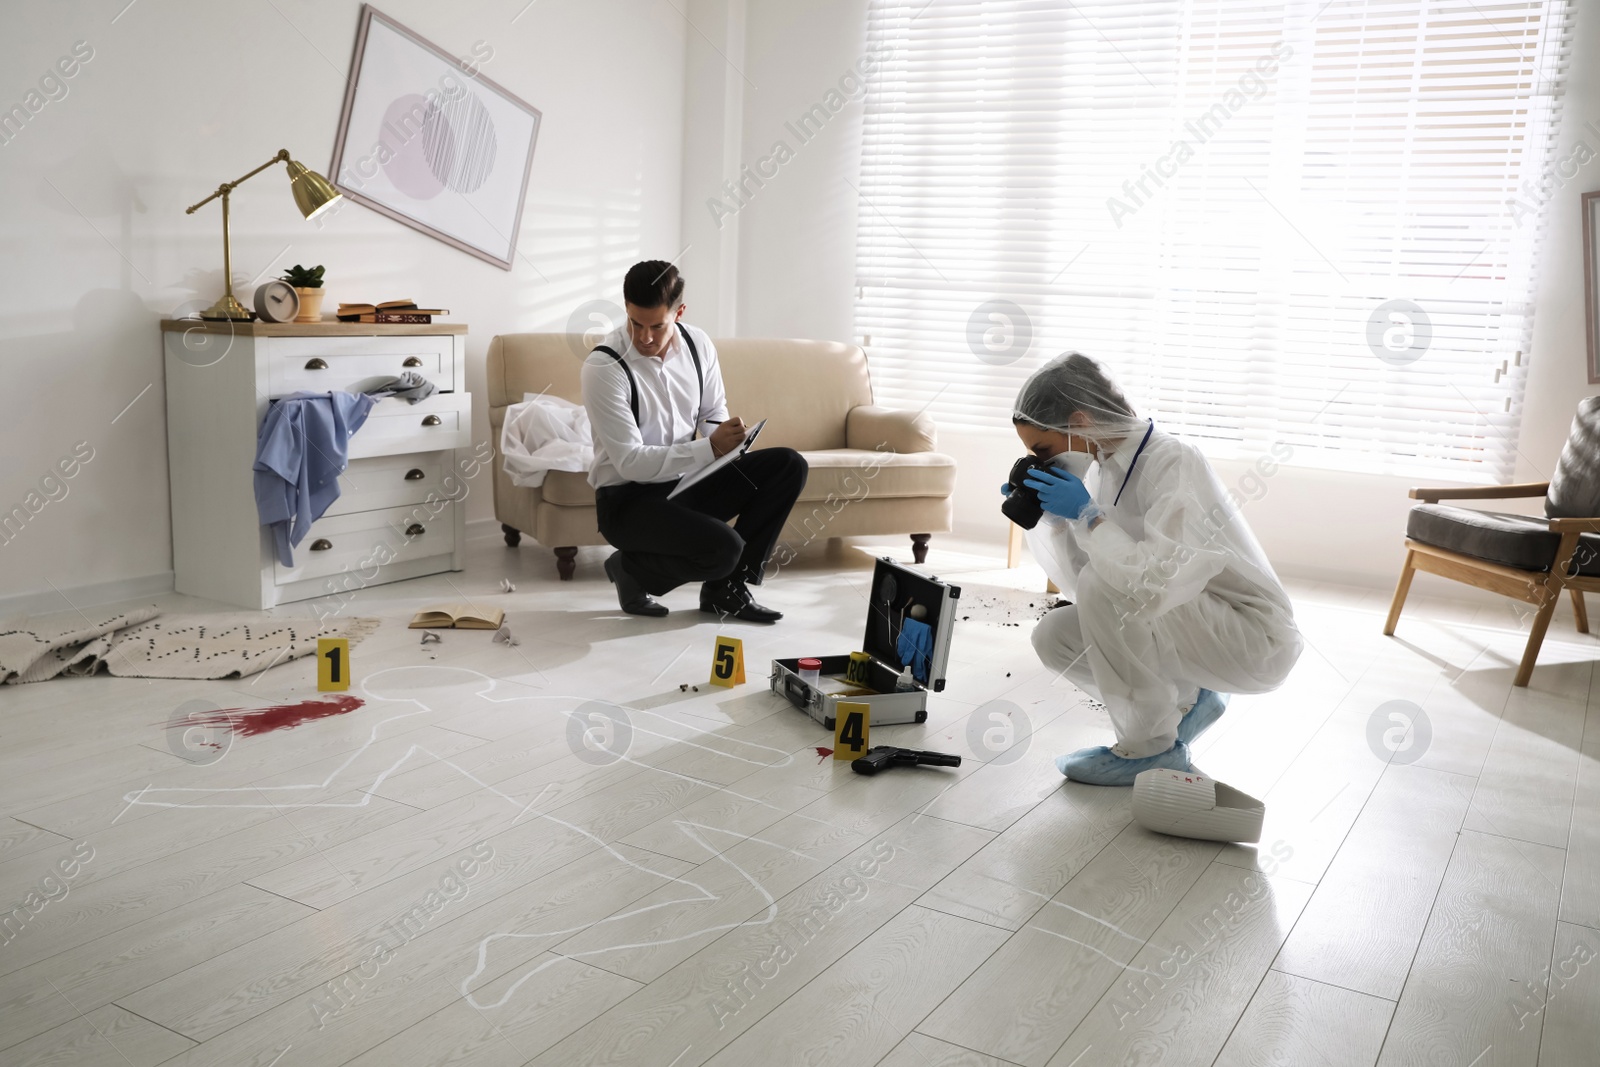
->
xmin=1178 ymin=689 xmax=1230 ymax=745
xmin=1055 ymin=741 xmax=1192 ymax=786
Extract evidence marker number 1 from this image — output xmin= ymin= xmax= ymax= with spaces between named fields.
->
xmin=317 ymin=637 xmax=350 ymax=692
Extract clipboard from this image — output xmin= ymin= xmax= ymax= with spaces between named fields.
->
xmin=667 ymin=418 xmax=767 ymax=499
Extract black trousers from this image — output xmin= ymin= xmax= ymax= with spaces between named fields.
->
xmin=595 ymin=447 xmax=808 ymax=597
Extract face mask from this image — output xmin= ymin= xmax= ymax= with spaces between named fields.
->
xmin=1050 ymin=450 xmax=1094 ymax=479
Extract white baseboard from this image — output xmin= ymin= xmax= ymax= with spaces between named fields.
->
xmin=0 ymin=571 xmax=174 ymax=619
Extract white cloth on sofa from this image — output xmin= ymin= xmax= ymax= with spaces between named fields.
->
xmin=500 ymin=393 xmax=594 ymax=488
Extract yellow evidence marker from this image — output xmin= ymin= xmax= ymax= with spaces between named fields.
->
xmin=709 ymin=635 xmax=746 ymax=688
xmin=317 ymin=637 xmax=350 ymax=692
xmin=834 ymin=701 xmax=870 ymax=761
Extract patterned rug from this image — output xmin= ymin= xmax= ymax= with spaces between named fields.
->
xmin=0 ymin=608 xmax=380 ymax=683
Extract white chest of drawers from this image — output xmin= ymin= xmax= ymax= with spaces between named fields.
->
xmin=161 ymin=321 xmax=471 ymax=609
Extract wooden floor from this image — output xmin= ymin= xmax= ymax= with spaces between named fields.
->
xmin=2 ymin=535 xmax=1597 ymax=1067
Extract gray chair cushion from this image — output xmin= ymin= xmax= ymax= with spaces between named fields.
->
xmin=1408 ymin=504 xmax=1600 ymax=576
xmin=1547 ymin=396 xmax=1600 ymax=519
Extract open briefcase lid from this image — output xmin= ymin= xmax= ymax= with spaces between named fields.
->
xmin=861 ymin=557 xmax=960 ymax=693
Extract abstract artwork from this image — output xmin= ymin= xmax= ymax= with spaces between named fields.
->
xmin=329 ymin=5 xmax=541 ymax=270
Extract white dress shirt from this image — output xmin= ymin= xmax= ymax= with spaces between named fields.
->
xmin=581 ymin=323 xmax=730 ymax=488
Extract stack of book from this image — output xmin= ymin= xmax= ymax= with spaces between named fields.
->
xmin=336 ymin=300 xmax=450 ymax=324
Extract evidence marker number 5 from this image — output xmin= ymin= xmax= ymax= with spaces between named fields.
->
xmin=709 ymin=635 xmax=746 ymax=688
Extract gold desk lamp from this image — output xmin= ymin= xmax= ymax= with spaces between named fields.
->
xmin=184 ymin=149 xmax=342 ymax=321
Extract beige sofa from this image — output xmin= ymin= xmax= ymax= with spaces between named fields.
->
xmin=486 ymin=334 xmax=956 ymax=578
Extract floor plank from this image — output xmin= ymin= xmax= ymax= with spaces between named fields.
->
xmin=1536 ymin=920 xmax=1600 ymax=1066
xmin=1045 ymin=861 xmax=1314 ymax=1066
xmin=1461 ymin=689 xmax=1585 ymax=849
xmin=340 ymin=954 xmax=641 ymax=1067
xmin=2 ymin=1002 xmax=194 ymax=1067
xmin=1560 ymin=743 xmax=1600 ymax=930
xmin=1212 ymin=970 xmax=1393 ymax=1067
xmin=703 ymin=904 xmax=1008 ymax=1067
xmin=1272 ymin=763 xmax=1475 ymax=999
xmin=916 ymin=783 xmax=1130 ymax=931
xmin=0 ymin=818 xmax=69 ymax=864
xmin=882 ymin=1032 xmax=1021 ymax=1067
xmin=0 ymin=883 xmax=311 ymax=1054
xmin=919 ymin=822 xmax=1220 ymax=1066
xmin=0 ymin=815 xmax=334 ymax=976
xmin=126 ymin=843 xmax=694 ymax=1065
xmin=524 ymin=812 xmax=994 ymax=1067
xmin=1374 ymin=829 xmax=1564 ymax=1066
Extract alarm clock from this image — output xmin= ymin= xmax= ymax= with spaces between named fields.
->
xmin=253 ymin=281 xmax=301 ymax=323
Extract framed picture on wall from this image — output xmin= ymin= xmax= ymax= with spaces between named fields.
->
xmin=329 ymin=5 xmax=541 ymax=270
xmin=1585 ymin=190 xmax=1600 ymax=384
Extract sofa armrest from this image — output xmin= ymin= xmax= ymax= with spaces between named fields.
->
xmin=1408 ymin=482 xmax=1548 ymax=502
xmin=847 ymin=405 xmax=937 ymax=453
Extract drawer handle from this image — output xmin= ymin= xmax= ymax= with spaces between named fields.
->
xmin=421 ymin=414 xmax=442 ymax=426
xmin=405 ymin=468 xmax=425 ymax=480
xmin=402 ymin=356 xmax=424 ymax=368
xmin=310 ymin=538 xmax=333 ymax=551
xmin=405 ymin=524 xmax=426 ymax=537
xmin=304 ymin=358 xmax=329 ymax=370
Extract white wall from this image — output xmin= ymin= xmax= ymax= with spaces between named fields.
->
xmin=733 ymin=0 xmax=1600 ymax=598
xmin=677 ymin=0 xmax=745 ymax=336
xmin=731 ymin=0 xmax=868 ymax=344
xmin=0 ymin=0 xmax=685 ymax=605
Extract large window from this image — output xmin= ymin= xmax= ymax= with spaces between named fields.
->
xmin=856 ymin=0 xmax=1575 ymax=480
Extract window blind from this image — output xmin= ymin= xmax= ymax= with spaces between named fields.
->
xmin=856 ymin=0 xmax=1574 ymax=480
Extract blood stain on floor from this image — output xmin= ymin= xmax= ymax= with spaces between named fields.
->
xmin=165 ymin=694 xmax=365 ymax=738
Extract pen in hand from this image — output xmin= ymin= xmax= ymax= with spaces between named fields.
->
xmin=707 ymin=416 xmax=747 ymax=458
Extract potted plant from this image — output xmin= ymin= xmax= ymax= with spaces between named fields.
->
xmin=282 ymin=264 xmax=326 ymax=323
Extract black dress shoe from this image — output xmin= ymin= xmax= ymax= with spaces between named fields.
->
xmin=605 ymin=553 xmax=668 ymax=617
xmin=699 ymin=578 xmax=782 ymax=623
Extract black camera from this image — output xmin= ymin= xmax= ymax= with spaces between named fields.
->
xmin=1001 ymin=455 xmax=1052 ymax=530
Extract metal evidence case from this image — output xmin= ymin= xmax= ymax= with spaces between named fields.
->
xmin=770 ymin=557 xmax=960 ymax=730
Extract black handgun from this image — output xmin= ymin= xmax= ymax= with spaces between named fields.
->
xmin=851 ymin=746 xmax=962 ymax=775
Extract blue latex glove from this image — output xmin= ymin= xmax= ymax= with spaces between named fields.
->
xmin=1024 ymin=467 xmax=1094 ymax=520
xmin=999 ymin=482 xmax=1013 ymax=497
xmin=896 ymin=618 xmax=934 ymax=683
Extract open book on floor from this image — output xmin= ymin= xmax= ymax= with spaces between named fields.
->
xmin=408 ymin=604 xmax=505 ymax=630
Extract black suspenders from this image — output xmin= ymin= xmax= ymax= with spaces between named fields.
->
xmin=592 ymin=323 xmax=704 ymax=427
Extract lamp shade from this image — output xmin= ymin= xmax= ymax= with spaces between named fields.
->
xmin=284 ymin=159 xmax=341 ymax=220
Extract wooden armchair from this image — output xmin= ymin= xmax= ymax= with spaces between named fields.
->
xmin=1384 ymin=399 xmax=1600 ymax=686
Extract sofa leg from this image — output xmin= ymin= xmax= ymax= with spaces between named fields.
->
xmin=1572 ymin=588 xmax=1590 ymax=634
xmin=501 ymin=523 xmax=522 ymax=548
xmin=910 ymin=534 xmax=931 ymax=565
xmin=1383 ymin=549 xmax=1416 ymax=636
xmin=554 ymin=546 xmax=577 ymax=581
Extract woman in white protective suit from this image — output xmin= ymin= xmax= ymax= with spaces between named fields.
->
xmin=1006 ymin=353 xmax=1303 ymax=786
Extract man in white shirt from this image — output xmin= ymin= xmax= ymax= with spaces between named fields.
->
xmin=583 ymin=261 xmax=807 ymax=621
